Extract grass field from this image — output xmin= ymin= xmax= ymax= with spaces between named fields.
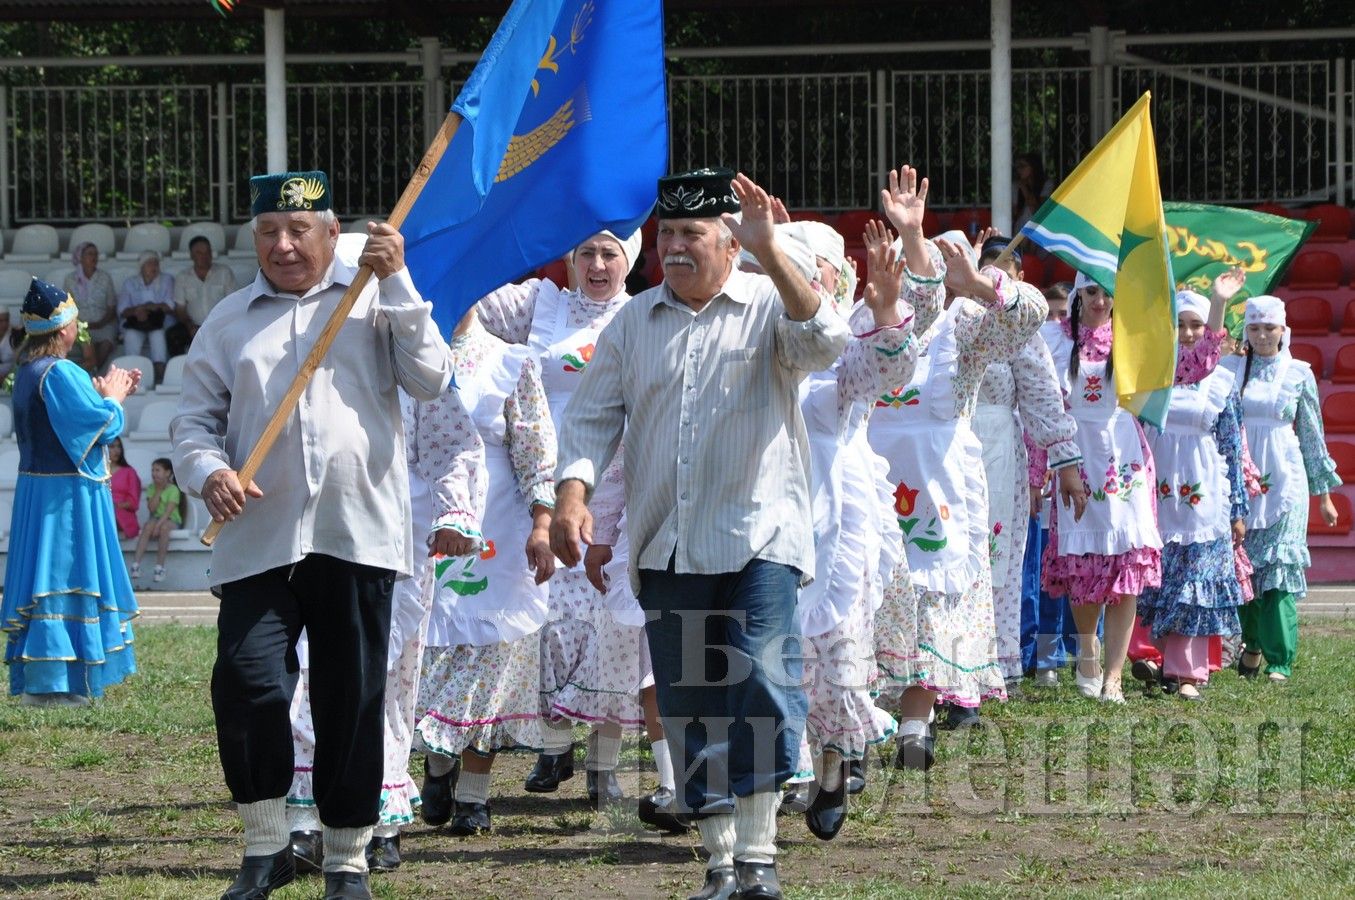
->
xmin=2 ymin=619 xmax=1353 ymax=899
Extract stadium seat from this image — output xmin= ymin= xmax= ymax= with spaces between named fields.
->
xmin=69 ymin=223 xmax=117 ymax=258
xmin=1332 ymin=344 xmax=1355 ymax=384
xmin=947 ymin=207 xmax=992 ymax=239
xmin=0 ymin=446 xmax=20 ymax=488
xmin=176 ymin=222 xmax=228 ymax=257
xmin=1323 ymin=391 xmax=1355 ymax=434
xmin=1017 ymin=252 xmax=1046 ymax=287
xmin=1342 ymin=301 xmax=1355 ymax=337
xmin=0 ymin=269 xmax=32 ymax=301
xmin=833 ymin=210 xmax=877 ymax=246
xmin=117 ymin=222 xmax=172 ymax=260
xmin=1286 ymin=296 xmax=1333 ymax=336
xmin=5 ymin=224 xmax=59 ymax=263
xmin=129 ymin=399 xmax=178 ymax=441
xmin=1329 ymin=440 xmax=1355 ymax=483
xmin=1251 ymin=202 xmax=1294 ymax=220
xmin=42 ymin=265 xmax=71 ymax=287
xmin=343 ymin=219 xmax=371 ymax=233
xmin=1286 ymin=250 xmax=1343 ymax=290
xmin=1303 ymin=204 xmax=1353 ymax=242
xmin=111 ymin=354 xmax=156 ymax=391
xmin=0 ymin=404 xmax=12 ymax=441
xmin=155 ymin=355 xmax=188 ymax=394
xmin=228 ymin=222 xmax=256 ymax=258
xmin=1290 ymin=342 xmax=1325 ymax=374
xmin=539 ymin=259 xmax=568 ymax=289
xmin=640 ymin=216 xmax=657 ymax=251
xmin=1309 ymin=492 xmax=1352 ymax=536
xmin=921 ymin=209 xmax=940 ymax=237
xmin=1048 ymin=256 xmax=1077 ymax=287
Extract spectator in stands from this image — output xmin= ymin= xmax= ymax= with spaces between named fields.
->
xmin=108 ymin=436 xmax=141 ymax=541
xmin=1013 ymin=153 xmax=1054 ymax=232
xmin=0 ymin=309 xmax=15 ymax=381
xmin=170 ymin=169 xmax=451 ymax=900
xmin=64 ymin=242 xmax=119 ymax=372
xmin=129 ymin=457 xmax=182 ymax=587
xmin=118 ymin=250 xmax=175 ymax=383
xmin=169 ymin=235 xmax=237 ymax=355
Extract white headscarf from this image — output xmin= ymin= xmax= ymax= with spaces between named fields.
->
xmin=1175 ymin=289 xmax=1210 ymax=323
xmin=783 ymin=221 xmax=855 ymax=306
xmin=597 ymin=229 xmax=643 ymax=273
xmin=737 ymin=224 xmax=818 ymax=284
xmin=1244 ymin=295 xmax=1285 ymax=327
xmin=933 ymin=229 xmax=977 ymax=270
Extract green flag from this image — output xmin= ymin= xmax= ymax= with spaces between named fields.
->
xmin=1164 ymin=202 xmax=1316 ymax=339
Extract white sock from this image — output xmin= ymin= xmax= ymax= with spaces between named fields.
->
xmin=592 ymin=734 xmax=622 ymax=772
xmin=239 ymin=797 xmax=288 ymax=857
xmin=454 ymin=770 xmax=491 ymax=806
xmin=541 ymin=721 xmax=575 ymax=755
xmin=733 ymin=791 xmax=779 ymax=864
xmin=426 ymin=753 xmax=457 ymax=777
xmin=372 ymin=823 xmax=400 ymax=839
xmin=900 ymin=719 xmax=929 ymax=738
xmin=321 ymin=825 xmax=371 ymax=874
xmin=287 ymin=803 xmax=321 ymax=834
xmin=651 ymin=738 xmax=676 ymax=792
xmin=697 ymin=814 xmax=736 ymax=870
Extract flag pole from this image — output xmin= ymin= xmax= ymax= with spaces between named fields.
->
xmin=201 ymin=110 xmax=463 ymax=547
xmin=993 ymin=231 xmax=1026 ymax=269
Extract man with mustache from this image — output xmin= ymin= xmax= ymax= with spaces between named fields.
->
xmin=550 ymin=168 xmax=849 ymax=900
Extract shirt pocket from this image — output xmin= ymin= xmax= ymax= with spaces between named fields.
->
xmin=716 ymin=347 xmax=766 ymax=412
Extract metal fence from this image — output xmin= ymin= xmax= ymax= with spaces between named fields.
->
xmin=1 ymin=57 xmax=1349 ymax=224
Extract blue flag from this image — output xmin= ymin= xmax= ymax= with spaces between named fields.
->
xmin=403 ymin=0 xmax=668 ymax=335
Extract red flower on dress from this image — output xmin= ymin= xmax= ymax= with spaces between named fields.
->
xmin=479 ymin=539 xmax=497 ymax=561
xmin=894 ymin=482 xmax=919 ymax=518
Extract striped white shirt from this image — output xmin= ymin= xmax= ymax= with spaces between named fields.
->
xmin=556 ymin=268 xmax=850 ymax=592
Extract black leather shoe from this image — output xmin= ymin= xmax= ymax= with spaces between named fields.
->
xmin=321 ymin=871 xmax=372 ymax=900
xmin=893 ymin=733 xmax=935 ymax=771
xmin=1131 ymin=659 xmax=1161 ymax=685
xmin=586 ymin=768 xmax=624 ymax=806
xmin=846 ymin=758 xmax=866 ymax=795
xmin=289 ymin=830 xmax=322 ymax=875
xmin=524 ymin=745 xmax=575 ymax=793
xmin=938 ymin=702 xmax=979 ymax=730
xmin=687 ymin=864 xmax=737 ymax=900
xmin=778 ymin=783 xmax=810 ymax=814
xmin=420 ymin=756 xmax=458 ymax=826
xmin=804 ymin=774 xmax=847 ymax=841
xmin=446 ymin=801 xmax=492 ymax=836
xmin=364 ymin=833 xmax=400 ymax=872
xmin=1160 ymin=676 xmax=1180 ymax=696
xmin=733 ymin=858 xmax=784 ymax=899
xmin=638 ymin=786 xmax=690 ymax=834
xmin=221 ymin=848 xmax=295 ymax=900
xmin=1237 ymin=649 xmax=1263 ymax=679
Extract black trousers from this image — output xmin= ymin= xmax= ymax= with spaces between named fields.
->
xmin=213 ymin=553 xmax=394 ymax=828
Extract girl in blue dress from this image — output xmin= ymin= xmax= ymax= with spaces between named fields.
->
xmin=2 ymin=278 xmax=140 ymax=706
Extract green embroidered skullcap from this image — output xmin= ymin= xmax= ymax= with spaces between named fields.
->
xmin=249 ymin=170 xmax=332 ymax=216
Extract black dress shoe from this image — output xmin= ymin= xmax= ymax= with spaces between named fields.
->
xmin=804 ymin=774 xmax=847 ymax=841
xmin=1131 ymin=658 xmax=1161 ymax=685
xmin=733 ymin=858 xmax=784 ymax=899
xmin=364 ymin=833 xmax=400 ymax=872
xmin=322 ymin=871 xmax=372 ymax=900
xmin=289 ymin=830 xmax=322 ymax=875
xmin=1237 ymin=650 xmax=1263 ymax=679
xmin=1160 ymin=676 xmax=1180 ymax=696
xmin=778 ymin=783 xmax=810 ymax=814
xmin=687 ymin=864 xmax=737 ymax=900
xmin=938 ymin=702 xmax=979 ymax=730
xmin=638 ymin=786 xmax=690 ymax=834
xmin=846 ymin=758 xmax=866 ymax=795
xmin=524 ymin=745 xmax=575 ymax=793
xmin=221 ymin=848 xmax=295 ymax=900
xmin=446 ymin=800 xmax=492 ymax=836
xmin=586 ymin=768 xmax=624 ymax=806
xmin=420 ymin=756 xmax=458 ymax=826
xmin=893 ymin=733 xmax=935 ymax=771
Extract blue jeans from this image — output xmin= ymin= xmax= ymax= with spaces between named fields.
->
xmin=638 ymin=557 xmax=807 ymax=816
xmin=1019 ymin=521 xmax=1083 ymax=672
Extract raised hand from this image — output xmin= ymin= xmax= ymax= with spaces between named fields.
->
xmin=880 ymin=166 xmax=929 ymax=236
xmin=723 ymin=173 xmax=776 ymax=257
xmin=862 ymin=220 xmax=904 ymax=325
xmin=971 ymin=226 xmax=996 ymax=260
xmin=770 ymin=195 xmax=791 ymax=225
xmin=1210 ymin=266 xmax=1247 ymax=303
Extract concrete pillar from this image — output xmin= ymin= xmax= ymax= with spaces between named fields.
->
xmin=990 ymin=0 xmax=1013 ymax=235
xmin=264 ymin=7 xmax=287 ymax=172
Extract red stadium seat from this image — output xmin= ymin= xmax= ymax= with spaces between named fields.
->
xmin=921 ymin=209 xmax=941 ymax=237
xmin=1329 ymin=440 xmax=1355 ymax=483
xmin=1309 ymin=492 xmax=1352 ymax=536
xmin=1323 ymin=391 xmax=1355 ymax=434
xmin=1286 ymin=250 xmax=1344 ymax=289
xmin=947 ymin=207 xmax=992 ymax=239
xmin=1333 ymin=344 xmax=1355 ymax=384
xmin=833 ymin=210 xmax=877 ymax=247
xmin=1017 ymin=253 xmax=1046 ymax=287
xmin=645 ymin=255 xmax=664 ymax=287
xmin=1251 ymin=202 xmax=1294 ymax=220
xmin=1290 ymin=341 xmax=1325 ymax=374
xmin=640 ymin=216 xmax=657 ymax=250
xmin=539 ymin=259 xmax=569 ymax=289
xmin=1287 ymin=296 xmax=1334 ymax=336
xmin=1303 ymin=204 xmax=1353 ymax=242
xmin=1048 ymin=256 xmax=1077 ymax=287
xmin=1342 ymin=301 xmax=1355 ymax=337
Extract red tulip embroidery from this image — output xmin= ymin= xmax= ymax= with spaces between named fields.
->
xmin=876 ymin=386 xmax=921 ymax=408
xmin=893 ymin=481 xmax=947 ymax=552
xmin=562 ymin=344 xmax=595 ymax=373
xmin=1083 ymin=374 xmax=1103 ymax=403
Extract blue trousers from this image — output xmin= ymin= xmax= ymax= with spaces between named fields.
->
xmin=638 ymin=557 xmax=807 ymax=816
xmin=1019 ymin=520 xmax=1082 ymax=673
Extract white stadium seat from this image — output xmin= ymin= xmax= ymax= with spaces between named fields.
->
xmin=0 ymin=269 xmax=31 ymax=302
xmin=155 ymin=355 xmax=187 ymax=394
xmin=5 ymin=224 xmax=59 ymax=263
xmin=227 ymin=221 xmax=255 ymax=258
xmin=0 ymin=404 xmax=12 ymax=441
xmin=111 ymin=354 xmax=156 ymax=391
xmin=128 ymin=399 xmax=178 ymax=441
xmin=175 ymin=222 xmax=228 ymax=259
xmin=0 ymin=446 xmax=20 ymax=488
xmin=69 ymin=223 xmax=118 ymax=258
xmin=117 ymin=222 xmax=172 ymax=260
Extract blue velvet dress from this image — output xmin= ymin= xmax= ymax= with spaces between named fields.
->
xmin=2 ymin=356 xmax=138 ymax=697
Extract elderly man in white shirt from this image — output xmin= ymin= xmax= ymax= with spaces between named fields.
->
xmin=170 ymin=170 xmax=451 ymax=900
xmin=552 ymin=169 xmax=874 ymax=900
xmin=170 ymin=234 xmax=237 ymax=352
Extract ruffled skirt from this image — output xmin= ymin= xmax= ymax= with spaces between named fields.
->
xmin=804 ymin=587 xmax=896 ymax=760
xmin=1041 ymin=524 xmax=1162 ymax=606
xmin=1243 ymin=503 xmax=1311 ymax=597
xmin=1138 ymin=537 xmax=1245 ymax=639
xmin=415 ymin=635 xmax=543 ymax=757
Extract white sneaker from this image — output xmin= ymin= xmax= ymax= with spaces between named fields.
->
xmin=1267 ymin=672 xmax=1288 ymax=682
xmin=128 ymin=562 xmax=141 ymax=580
xmin=152 ymin=565 xmax=166 ymax=583
xmin=1074 ymin=667 xmax=1104 ymax=699
xmin=1034 ymin=669 xmax=1059 ymax=688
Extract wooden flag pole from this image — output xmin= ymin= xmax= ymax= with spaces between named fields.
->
xmin=201 ymin=110 xmax=462 ymax=547
xmin=992 ymin=231 xmax=1027 ymax=270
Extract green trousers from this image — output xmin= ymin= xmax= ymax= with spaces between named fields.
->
xmin=1239 ymin=589 xmax=1298 ymax=677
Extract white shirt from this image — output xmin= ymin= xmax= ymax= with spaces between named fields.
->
xmin=170 ymin=257 xmax=452 ymax=586
xmin=174 ymin=262 xmax=238 ymax=327
xmin=556 ymin=268 xmax=850 ymax=592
